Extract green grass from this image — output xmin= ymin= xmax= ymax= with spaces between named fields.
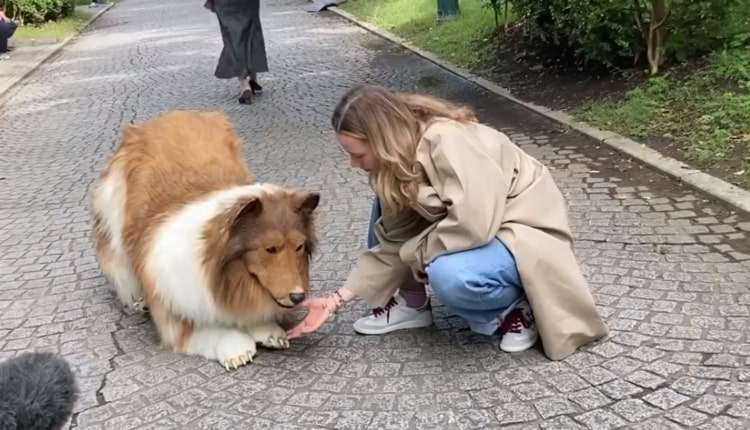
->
xmin=12 ymin=0 xmax=110 ymax=42
xmin=15 ymin=9 xmax=93 ymax=41
xmin=577 ymin=48 xmax=750 ymax=184
xmin=341 ymin=0 xmax=505 ymax=70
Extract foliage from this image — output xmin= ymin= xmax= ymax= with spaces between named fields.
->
xmin=578 ymin=48 xmax=750 ymax=183
xmin=3 ymin=0 xmax=77 ymax=25
xmin=508 ymin=0 xmax=745 ymax=71
xmin=482 ymin=0 xmax=511 ymax=32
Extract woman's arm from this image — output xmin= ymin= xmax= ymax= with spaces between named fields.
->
xmin=287 ymin=209 xmax=426 ymax=338
xmin=286 ymin=243 xmax=411 ymax=339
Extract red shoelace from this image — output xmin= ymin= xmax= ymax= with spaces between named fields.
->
xmin=372 ymin=297 xmax=399 ymax=322
xmin=499 ymin=309 xmax=531 ymax=335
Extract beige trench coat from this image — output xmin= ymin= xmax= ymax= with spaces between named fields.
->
xmin=342 ymin=119 xmax=608 ymax=360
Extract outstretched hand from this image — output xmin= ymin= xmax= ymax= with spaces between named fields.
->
xmin=286 ymin=297 xmax=336 ymax=339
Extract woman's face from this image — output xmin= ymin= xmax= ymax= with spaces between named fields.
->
xmin=336 ymin=133 xmax=377 ymax=172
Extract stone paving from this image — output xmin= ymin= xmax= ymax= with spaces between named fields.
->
xmin=0 ymin=0 xmax=749 ymax=428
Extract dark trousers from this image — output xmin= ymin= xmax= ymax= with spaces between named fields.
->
xmin=0 ymin=20 xmax=18 ymax=53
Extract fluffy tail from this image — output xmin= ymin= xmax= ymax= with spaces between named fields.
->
xmin=0 ymin=352 xmax=78 ymax=430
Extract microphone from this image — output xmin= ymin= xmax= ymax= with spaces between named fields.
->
xmin=0 ymin=352 xmax=78 ymax=430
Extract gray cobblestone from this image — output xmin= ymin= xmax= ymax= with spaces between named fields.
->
xmin=667 ymin=406 xmax=710 ymax=426
xmin=602 ymin=356 xmax=643 ymax=375
xmin=726 ymin=399 xmax=750 ymax=419
xmin=568 ymin=388 xmax=613 ymax=410
xmin=511 ymin=383 xmax=556 ymax=401
xmin=534 ymin=398 xmax=579 ymax=419
xmin=547 ymin=373 xmax=590 ymax=393
xmin=574 ymin=409 xmax=628 ymax=429
xmin=627 ymin=345 xmax=666 ymax=362
xmin=671 ymin=376 xmax=714 ymax=396
xmin=699 ymin=415 xmax=747 ymax=430
xmin=611 ymin=399 xmax=660 ymax=422
xmin=332 ymin=410 xmax=374 ymax=430
xmin=632 ymin=417 xmax=685 ymax=429
xmin=589 ymin=341 xmax=627 ymax=358
xmin=715 ymin=381 xmax=750 ymax=397
xmin=539 ymin=416 xmax=584 ymax=429
xmin=600 ymin=379 xmax=644 ymax=400
xmin=643 ymin=388 xmax=691 ymax=410
xmin=470 ymin=387 xmax=515 ymax=408
xmin=625 ymin=370 xmax=666 ymax=389
xmin=493 ymin=403 xmax=539 ymax=424
xmin=686 ymin=366 xmax=733 ymax=380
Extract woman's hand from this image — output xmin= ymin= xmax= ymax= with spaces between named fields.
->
xmin=287 ymin=288 xmax=355 ymax=339
xmin=286 ymin=296 xmax=337 ymax=339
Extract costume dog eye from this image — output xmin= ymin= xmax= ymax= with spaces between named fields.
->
xmin=266 ymin=247 xmax=279 ymax=254
xmin=296 ymin=244 xmax=305 ymax=252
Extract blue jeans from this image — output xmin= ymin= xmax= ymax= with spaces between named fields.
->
xmin=0 ymin=20 xmax=18 ymax=53
xmin=367 ymin=199 xmax=524 ymax=335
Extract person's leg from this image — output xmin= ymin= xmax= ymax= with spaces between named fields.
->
xmin=353 ymin=198 xmax=431 ymax=335
xmin=399 ymin=274 xmax=429 ymax=309
xmin=0 ymin=21 xmax=15 ymax=53
xmin=366 ymin=197 xmax=381 ymax=249
xmin=366 ymin=198 xmax=427 ymax=308
xmin=426 ymin=238 xmax=537 ymax=352
xmin=427 ymin=239 xmax=522 ymax=334
xmin=237 ymin=71 xmax=252 ymax=104
xmin=248 ymin=70 xmax=262 ymax=93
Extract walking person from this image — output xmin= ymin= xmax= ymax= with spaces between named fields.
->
xmin=205 ymin=0 xmax=268 ymax=104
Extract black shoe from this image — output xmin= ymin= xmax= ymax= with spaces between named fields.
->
xmin=238 ymin=89 xmax=253 ymax=104
xmin=249 ymin=80 xmax=263 ymax=94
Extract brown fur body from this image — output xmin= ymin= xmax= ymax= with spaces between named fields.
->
xmin=90 ymin=111 xmax=319 ymax=369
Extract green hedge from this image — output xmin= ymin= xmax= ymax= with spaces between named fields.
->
xmin=4 ymin=0 xmax=77 ymax=25
xmin=503 ymin=0 xmax=747 ymax=70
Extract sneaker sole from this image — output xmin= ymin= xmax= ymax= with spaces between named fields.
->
xmin=353 ymin=318 xmax=432 ymax=335
xmin=500 ymin=332 xmax=539 ymax=353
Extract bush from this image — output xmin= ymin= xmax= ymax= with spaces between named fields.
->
xmin=667 ymin=0 xmax=741 ymax=62
xmin=508 ymin=0 xmax=745 ymax=71
xmin=511 ymin=0 xmax=641 ymax=68
xmin=4 ymin=0 xmax=77 ymax=25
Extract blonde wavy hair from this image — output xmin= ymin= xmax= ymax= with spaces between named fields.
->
xmin=331 ymin=85 xmax=477 ymax=214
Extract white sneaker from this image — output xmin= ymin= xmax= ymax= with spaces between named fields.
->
xmin=353 ymin=294 xmax=433 ymax=335
xmin=499 ymin=299 xmax=538 ymax=352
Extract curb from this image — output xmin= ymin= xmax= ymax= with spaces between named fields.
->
xmin=328 ymin=6 xmax=750 ymax=215
xmin=0 ymin=2 xmax=114 ymax=103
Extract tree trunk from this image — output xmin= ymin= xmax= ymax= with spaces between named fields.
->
xmin=504 ymin=0 xmax=509 ymax=33
xmin=647 ymin=0 xmax=670 ymax=75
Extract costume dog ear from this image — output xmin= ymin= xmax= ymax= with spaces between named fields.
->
xmin=296 ymin=192 xmax=320 ymax=216
xmin=226 ymin=196 xmax=263 ymax=234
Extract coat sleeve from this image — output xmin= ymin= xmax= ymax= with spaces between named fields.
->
xmin=414 ymin=125 xmax=512 ymax=269
xmin=342 ymin=208 xmax=430 ymax=307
